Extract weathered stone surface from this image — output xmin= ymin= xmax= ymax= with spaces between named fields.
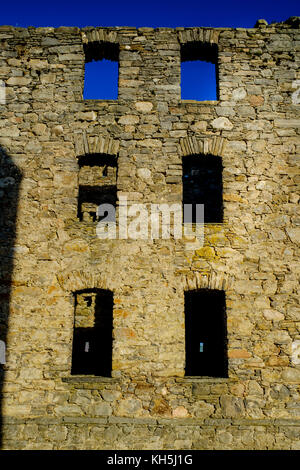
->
xmin=292 ymin=341 xmax=300 ymax=365
xmin=6 ymin=76 xmax=31 ymax=86
xmin=116 ymin=398 xmax=143 ymax=417
xmin=211 ymin=117 xmax=233 ymax=130
xmin=286 ymin=228 xmax=300 ymax=244
xmin=282 ymin=369 xmax=300 ymax=383
xmin=263 ymin=309 xmax=285 ymax=321
xmin=220 ymin=396 xmax=245 ymax=418
xmin=93 ymin=403 xmax=112 ymax=417
xmin=249 ymin=95 xmax=264 ymax=106
xmin=232 ymin=87 xmax=247 ymax=100
xmin=134 ymin=101 xmax=153 ymax=112
xmin=119 ymin=115 xmax=139 ymax=125
xmin=172 ymin=406 xmax=189 ymax=418
xmin=137 ymin=168 xmax=152 ymax=181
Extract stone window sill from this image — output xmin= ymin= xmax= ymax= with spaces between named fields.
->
xmin=175 ymin=376 xmax=238 ymax=383
xmin=62 ymin=376 xmax=238 ymax=385
xmin=181 ymin=99 xmax=219 ymax=105
xmin=82 ymin=99 xmax=118 ymax=105
xmin=62 ymin=376 xmax=119 ymax=384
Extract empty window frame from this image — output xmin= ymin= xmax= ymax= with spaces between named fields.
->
xmin=181 ymin=42 xmax=219 ymax=101
xmin=71 ymin=289 xmax=113 ymax=376
xmin=77 ymin=153 xmax=117 ymax=222
xmin=182 ymin=154 xmax=223 ymax=223
xmin=185 ymin=289 xmax=228 ymax=377
xmin=83 ymin=41 xmax=119 ymax=100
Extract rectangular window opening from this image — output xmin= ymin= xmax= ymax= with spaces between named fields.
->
xmin=185 ymin=289 xmax=228 ymax=378
xmin=78 ymin=185 xmax=117 ymax=222
xmin=71 ymin=289 xmax=113 ymax=377
xmin=77 ymin=153 xmax=117 ymax=223
xmin=183 ymin=154 xmax=223 ymax=224
xmin=83 ymin=41 xmax=119 ymax=100
xmin=181 ymin=42 xmax=218 ymax=101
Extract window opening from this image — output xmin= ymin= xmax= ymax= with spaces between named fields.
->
xmin=181 ymin=42 xmax=218 ymax=101
xmin=83 ymin=41 xmax=119 ymax=100
xmin=183 ymin=154 xmax=223 ymax=223
xmin=185 ymin=289 xmax=227 ymax=377
xmin=77 ymin=153 xmax=117 ymax=223
xmin=71 ymin=289 xmax=113 ymax=376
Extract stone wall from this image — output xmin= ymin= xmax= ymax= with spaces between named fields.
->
xmin=0 ymin=17 xmax=299 ymax=450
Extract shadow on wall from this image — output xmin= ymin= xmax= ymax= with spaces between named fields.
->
xmin=0 ymin=146 xmax=22 ymax=448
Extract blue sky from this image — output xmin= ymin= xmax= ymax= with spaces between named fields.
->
xmin=1 ymin=0 xmax=299 ymax=29
xmin=2 ymin=0 xmax=299 ymax=100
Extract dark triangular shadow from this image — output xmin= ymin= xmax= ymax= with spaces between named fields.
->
xmin=0 ymin=145 xmax=22 ymax=448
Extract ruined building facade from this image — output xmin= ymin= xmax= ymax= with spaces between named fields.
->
xmin=0 ymin=17 xmax=299 ymax=449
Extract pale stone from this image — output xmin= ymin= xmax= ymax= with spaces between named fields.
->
xmin=274 ymin=119 xmax=300 ymax=128
xmin=244 ymin=398 xmax=265 ymax=418
xmin=137 ymin=168 xmax=152 ymax=181
xmin=77 ymin=111 xmax=97 ymax=121
xmin=286 ymin=228 xmax=300 ymax=244
xmin=0 ymin=125 xmax=20 ymax=137
xmin=252 ymin=140 xmax=266 ymax=151
xmin=32 ymin=123 xmax=47 ymax=135
xmin=52 ymin=125 xmax=64 ymax=135
xmin=7 ymin=76 xmax=31 ymax=86
xmin=218 ymin=431 xmax=233 ymax=444
xmin=58 ymin=54 xmax=80 ymax=61
xmin=19 ymin=368 xmax=43 ymax=380
xmin=227 ymin=140 xmax=247 ymax=152
xmin=236 ymin=105 xmax=256 ymax=117
xmin=119 ymin=115 xmax=139 ymax=125
xmin=230 ymin=318 xmax=254 ymax=335
xmin=29 ymin=59 xmax=48 ymax=68
xmin=116 ymin=398 xmax=142 ymax=416
xmin=292 ymin=340 xmax=300 ymax=365
xmin=220 ymin=396 xmax=245 ymax=418
xmin=54 ymin=405 xmax=83 ymax=416
xmin=248 ymin=380 xmax=264 ymax=396
xmin=282 ymin=368 xmax=300 ymax=383
xmin=40 ymin=73 xmax=56 ymax=84
xmin=232 ymin=87 xmax=246 ymax=100
xmin=101 ymin=390 xmax=122 ymax=402
xmin=270 ymin=229 xmax=286 ymax=241
xmin=12 ymin=245 xmax=29 ymax=254
xmin=211 ymin=117 xmax=233 ymax=130
xmin=229 ymin=383 xmax=245 ymax=397
xmin=93 ymin=403 xmax=112 ymax=416
xmin=215 ymin=106 xmax=235 ymax=117
xmin=263 ymin=280 xmax=278 ymax=295
xmin=172 ymin=406 xmax=188 ymax=418
xmin=190 ymin=121 xmax=207 ymax=132
xmin=269 ymin=331 xmax=291 ymax=345
xmin=135 ymin=101 xmax=153 ymax=112
xmin=235 ymin=280 xmax=262 ymax=294
xmin=119 ymin=79 xmax=144 ymax=87
xmin=263 ymin=309 xmax=285 ymax=321
xmin=32 ymin=89 xmax=53 ymax=100
xmin=170 ymin=130 xmax=187 ymax=138
xmin=139 ymin=138 xmax=162 ymax=148
xmin=2 ymin=404 xmax=31 ymax=416
xmin=192 ymin=402 xmax=215 ymax=418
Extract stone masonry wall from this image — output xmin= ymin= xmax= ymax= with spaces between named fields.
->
xmin=0 ymin=17 xmax=299 ymax=449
